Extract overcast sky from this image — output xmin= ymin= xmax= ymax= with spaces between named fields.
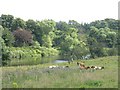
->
xmin=0 ymin=0 xmax=119 ymax=23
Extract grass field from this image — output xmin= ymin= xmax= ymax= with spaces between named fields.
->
xmin=1 ymin=56 xmax=118 ymax=88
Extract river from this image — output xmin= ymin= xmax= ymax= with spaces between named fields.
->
xmin=8 ymin=55 xmax=69 ymax=66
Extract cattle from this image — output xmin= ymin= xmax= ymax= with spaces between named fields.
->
xmin=48 ymin=65 xmax=69 ymax=69
xmin=77 ymin=62 xmax=90 ymax=70
xmin=62 ymin=65 xmax=69 ymax=68
xmin=77 ymin=62 xmax=104 ymax=70
xmin=48 ymin=65 xmax=58 ymax=69
xmin=90 ymin=66 xmax=104 ymax=70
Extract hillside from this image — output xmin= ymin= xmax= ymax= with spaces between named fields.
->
xmin=2 ymin=56 xmax=118 ymax=88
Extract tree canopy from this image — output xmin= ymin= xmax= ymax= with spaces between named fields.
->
xmin=0 ymin=14 xmax=119 ymax=65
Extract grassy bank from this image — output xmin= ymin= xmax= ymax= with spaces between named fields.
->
xmin=2 ymin=56 xmax=118 ymax=88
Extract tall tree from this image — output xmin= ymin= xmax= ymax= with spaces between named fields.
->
xmin=1 ymin=14 xmax=14 ymax=31
xmin=13 ymin=28 xmax=33 ymax=47
xmin=26 ymin=19 xmax=36 ymax=32
xmin=12 ymin=18 xmax=26 ymax=31
xmin=2 ymin=28 xmax=15 ymax=46
xmin=34 ymin=19 xmax=56 ymax=47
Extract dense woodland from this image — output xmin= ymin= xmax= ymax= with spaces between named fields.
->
xmin=0 ymin=14 xmax=119 ymax=66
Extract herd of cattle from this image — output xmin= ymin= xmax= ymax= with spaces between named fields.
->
xmin=48 ymin=61 xmax=104 ymax=70
xmin=77 ymin=62 xmax=104 ymax=70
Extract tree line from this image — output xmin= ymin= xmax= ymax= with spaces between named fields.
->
xmin=0 ymin=14 xmax=119 ymax=65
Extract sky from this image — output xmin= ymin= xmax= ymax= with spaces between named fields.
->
xmin=0 ymin=0 xmax=119 ymax=23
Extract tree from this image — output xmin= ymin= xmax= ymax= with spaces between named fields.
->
xmin=13 ymin=28 xmax=33 ymax=47
xmin=12 ymin=18 xmax=26 ymax=31
xmin=106 ymin=31 xmax=117 ymax=48
xmin=1 ymin=14 xmax=14 ymax=31
xmin=90 ymin=20 xmax=108 ymax=29
xmin=68 ymin=20 xmax=81 ymax=29
xmin=56 ymin=21 xmax=69 ymax=31
xmin=34 ymin=19 xmax=56 ymax=47
xmin=105 ymin=18 xmax=118 ymax=30
xmin=87 ymin=26 xmax=117 ymax=58
xmin=87 ymin=37 xmax=105 ymax=58
xmin=0 ymin=25 xmax=11 ymax=66
xmin=42 ymin=35 xmax=52 ymax=48
xmin=26 ymin=19 xmax=36 ymax=32
xmin=0 ymin=25 xmax=3 ymax=37
xmin=2 ymin=28 xmax=15 ymax=46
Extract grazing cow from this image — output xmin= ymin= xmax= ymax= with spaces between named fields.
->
xmin=78 ymin=62 xmax=85 ymax=66
xmin=85 ymin=66 xmax=90 ymax=70
xmin=90 ymin=66 xmax=104 ymax=70
xmin=77 ymin=62 xmax=104 ymax=70
xmin=94 ymin=66 xmax=98 ymax=70
xmin=91 ymin=66 xmax=95 ymax=68
xmin=98 ymin=66 xmax=104 ymax=70
xmin=77 ymin=62 xmax=80 ymax=66
xmin=48 ymin=65 xmax=58 ymax=69
xmin=62 ymin=65 xmax=69 ymax=68
xmin=77 ymin=62 xmax=90 ymax=70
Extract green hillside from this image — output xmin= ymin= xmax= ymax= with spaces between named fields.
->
xmin=2 ymin=56 xmax=118 ymax=88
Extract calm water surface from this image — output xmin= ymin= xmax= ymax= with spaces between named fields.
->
xmin=9 ymin=55 xmax=69 ymax=66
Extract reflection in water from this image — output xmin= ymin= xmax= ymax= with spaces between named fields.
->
xmin=9 ymin=55 xmax=68 ymax=66
xmin=52 ymin=60 xmax=68 ymax=63
xmin=39 ymin=56 xmax=69 ymax=64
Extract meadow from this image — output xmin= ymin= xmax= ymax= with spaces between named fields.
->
xmin=2 ymin=56 xmax=118 ymax=88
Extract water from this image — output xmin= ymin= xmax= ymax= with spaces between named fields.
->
xmin=52 ymin=60 xmax=68 ymax=63
xmin=8 ymin=55 xmax=69 ymax=66
xmin=39 ymin=55 xmax=69 ymax=64
xmin=7 ymin=54 xmax=91 ymax=66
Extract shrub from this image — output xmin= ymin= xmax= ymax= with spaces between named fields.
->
xmin=105 ymin=48 xmax=118 ymax=56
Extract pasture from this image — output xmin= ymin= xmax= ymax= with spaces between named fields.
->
xmin=2 ymin=56 xmax=118 ymax=88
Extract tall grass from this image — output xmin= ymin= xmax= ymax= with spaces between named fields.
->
xmin=2 ymin=56 xmax=118 ymax=88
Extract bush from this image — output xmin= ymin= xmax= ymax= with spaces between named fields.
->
xmin=1 ymin=38 xmax=60 ymax=65
xmin=105 ymin=48 xmax=118 ymax=56
xmin=2 ymin=46 xmax=59 ymax=65
xmin=40 ymin=47 xmax=59 ymax=57
xmin=2 ymin=47 xmax=11 ymax=66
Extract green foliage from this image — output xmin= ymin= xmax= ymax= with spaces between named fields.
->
xmin=26 ymin=19 xmax=36 ymax=32
xmin=87 ymin=26 xmax=118 ymax=58
xmin=33 ymin=19 xmax=56 ymax=47
xmin=1 ymin=14 xmax=14 ymax=31
xmin=2 ymin=45 xmax=59 ymax=66
xmin=0 ymin=14 xmax=119 ymax=65
xmin=7 ymin=47 xmax=42 ymax=59
xmin=71 ymin=41 xmax=89 ymax=59
xmin=54 ymin=26 xmax=89 ymax=59
xmin=90 ymin=20 xmax=108 ymax=29
xmin=41 ymin=35 xmax=52 ymax=48
xmin=56 ymin=21 xmax=69 ymax=31
xmin=84 ymin=80 xmax=102 ymax=87
xmin=2 ymin=47 xmax=11 ymax=66
xmin=12 ymin=82 xmax=19 ymax=88
xmin=0 ymin=25 xmax=4 ymax=37
xmin=39 ymin=47 xmax=59 ymax=57
xmin=12 ymin=18 xmax=26 ymax=30
xmin=2 ymin=28 xmax=15 ymax=46
xmin=39 ymin=19 xmax=56 ymax=34
xmin=105 ymin=18 xmax=119 ymax=30
xmin=0 ymin=25 xmax=11 ymax=65
xmin=104 ymin=48 xmax=118 ymax=56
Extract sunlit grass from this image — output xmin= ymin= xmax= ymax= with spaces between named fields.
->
xmin=2 ymin=56 xmax=118 ymax=88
